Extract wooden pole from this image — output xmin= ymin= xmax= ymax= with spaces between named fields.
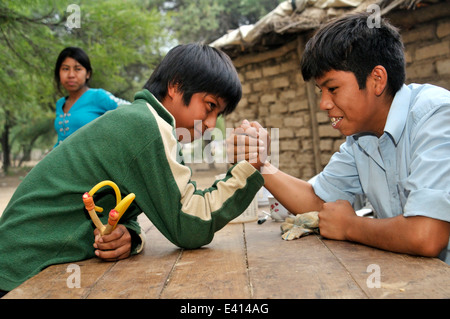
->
xmin=296 ymin=37 xmax=322 ymax=175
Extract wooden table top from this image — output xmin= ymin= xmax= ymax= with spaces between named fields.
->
xmin=4 ymin=210 xmax=450 ymax=300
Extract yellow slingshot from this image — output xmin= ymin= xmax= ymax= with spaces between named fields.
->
xmin=82 ymin=180 xmax=135 ymax=235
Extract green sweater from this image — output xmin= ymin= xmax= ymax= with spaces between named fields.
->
xmin=0 ymin=90 xmax=264 ymax=291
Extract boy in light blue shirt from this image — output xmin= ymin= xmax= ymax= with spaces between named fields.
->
xmin=232 ymin=13 xmax=450 ymax=264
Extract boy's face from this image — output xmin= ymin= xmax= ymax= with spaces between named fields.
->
xmin=168 ymin=89 xmax=226 ymax=143
xmin=315 ymin=70 xmax=389 ymax=137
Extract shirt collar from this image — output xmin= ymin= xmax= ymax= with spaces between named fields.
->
xmin=350 ymin=84 xmax=411 ymax=169
xmin=383 ymin=84 xmax=411 ymax=145
xmin=134 ymin=89 xmax=176 ymax=127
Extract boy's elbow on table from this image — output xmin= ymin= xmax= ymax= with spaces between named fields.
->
xmin=172 ymin=232 xmax=214 ymax=250
xmin=414 ymin=237 xmax=449 ymax=258
xmin=408 ymin=224 xmax=450 ymax=258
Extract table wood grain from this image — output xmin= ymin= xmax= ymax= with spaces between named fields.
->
xmin=4 ymin=212 xmax=450 ymax=299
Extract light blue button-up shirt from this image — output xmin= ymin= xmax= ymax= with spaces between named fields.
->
xmin=313 ymin=83 xmax=450 ymax=263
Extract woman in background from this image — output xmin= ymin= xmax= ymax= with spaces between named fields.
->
xmin=54 ymin=47 xmax=129 ymax=146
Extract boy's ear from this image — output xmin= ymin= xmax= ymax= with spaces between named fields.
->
xmin=371 ymin=65 xmax=388 ymax=97
xmin=167 ymin=83 xmax=179 ymax=99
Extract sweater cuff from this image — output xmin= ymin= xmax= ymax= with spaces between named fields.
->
xmin=128 ymin=226 xmax=145 ymax=255
xmin=234 ymin=160 xmax=263 ymax=181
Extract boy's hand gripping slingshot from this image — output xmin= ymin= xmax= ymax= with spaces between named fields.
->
xmin=82 ymin=181 xmax=135 ymax=235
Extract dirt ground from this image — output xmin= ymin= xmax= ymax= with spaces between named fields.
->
xmin=0 ymin=170 xmax=27 ymax=216
xmin=0 ymin=163 xmax=228 ymax=217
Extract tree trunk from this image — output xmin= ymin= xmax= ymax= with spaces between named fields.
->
xmin=1 ymin=112 xmax=11 ymax=173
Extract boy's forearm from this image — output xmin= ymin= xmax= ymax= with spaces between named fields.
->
xmin=345 ymin=214 xmax=450 ymax=258
xmin=261 ymin=162 xmax=324 ymax=214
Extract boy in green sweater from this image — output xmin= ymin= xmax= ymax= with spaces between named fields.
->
xmin=0 ymin=43 xmax=264 ymax=295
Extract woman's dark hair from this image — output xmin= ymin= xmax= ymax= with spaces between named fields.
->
xmin=54 ymin=47 xmax=92 ymax=93
xmin=143 ymin=43 xmax=242 ymax=116
xmin=301 ymin=12 xmax=405 ymax=97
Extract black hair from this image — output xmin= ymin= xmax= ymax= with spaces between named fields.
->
xmin=54 ymin=47 xmax=92 ymax=93
xmin=301 ymin=12 xmax=405 ymax=97
xmin=143 ymin=43 xmax=242 ymax=116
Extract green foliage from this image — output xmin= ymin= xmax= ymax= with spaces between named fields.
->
xmin=63 ymin=0 xmax=168 ymax=100
xmin=0 ymin=0 xmax=171 ymax=170
xmin=0 ymin=0 xmax=282 ymax=172
xmin=170 ymin=0 xmax=223 ymax=43
xmin=152 ymin=0 xmax=283 ymax=44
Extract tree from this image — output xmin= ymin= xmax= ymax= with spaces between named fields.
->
xmin=151 ymin=0 xmax=283 ymax=44
xmin=0 ymin=0 xmax=171 ymax=173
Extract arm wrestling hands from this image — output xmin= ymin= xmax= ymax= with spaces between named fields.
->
xmin=226 ymin=119 xmax=270 ymax=171
xmin=227 ymin=120 xmax=324 ymax=214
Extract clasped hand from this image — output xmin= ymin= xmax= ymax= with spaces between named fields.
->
xmin=226 ymin=120 xmax=270 ymax=170
xmin=318 ymin=200 xmax=357 ymax=241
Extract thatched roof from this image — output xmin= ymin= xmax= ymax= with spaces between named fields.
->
xmin=211 ymin=0 xmax=444 ymax=57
